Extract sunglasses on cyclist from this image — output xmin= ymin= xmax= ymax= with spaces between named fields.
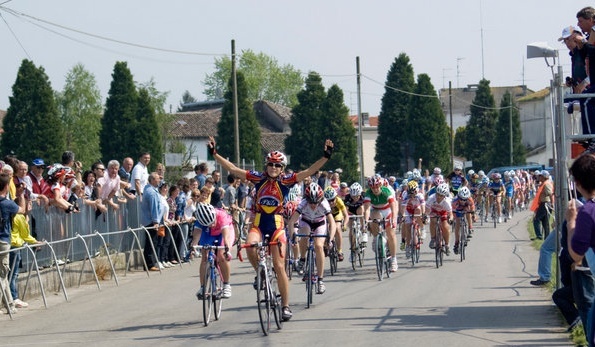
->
xmin=267 ymin=163 xmax=284 ymax=168
xmin=327 ymin=198 xmax=336 ymax=203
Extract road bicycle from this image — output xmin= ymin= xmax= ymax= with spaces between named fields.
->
xmin=489 ymin=195 xmax=498 ymax=228
xmin=193 ymin=243 xmax=227 ymax=326
xmin=369 ymin=218 xmax=391 ymax=281
xmin=454 ymin=212 xmax=471 ymax=262
xmin=432 ymin=216 xmax=447 ymax=268
xmin=408 ymin=214 xmax=423 ymax=266
xmin=284 ymin=224 xmax=298 ymax=281
xmin=295 ymin=230 xmax=328 ymax=308
xmin=348 ymin=215 xmax=365 ymax=271
xmin=327 ymin=220 xmax=342 ymax=276
xmin=240 ymin=236 xmax=283 ymax=335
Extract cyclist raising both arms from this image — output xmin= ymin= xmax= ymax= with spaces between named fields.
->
xmin=207 ymin=136 xmax=333 ymax=321
xmin=363 ymin=175 xmax=399 ymax=272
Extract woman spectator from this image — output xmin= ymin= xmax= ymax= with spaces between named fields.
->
xmin=82 ymin=170 xmax=107 ymax=214
xmin=157 ymin=181 xmax=172 ymax=268
xmin=166 ymin=184 xmax=182 ymax=265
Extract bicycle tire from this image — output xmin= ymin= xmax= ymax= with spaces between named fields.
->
xmin=358 ymin=247 xmax=364 ymax=267
xmin=375 ymin=234 xmax=384 ymax=281
xmin=270 ymin=270 xmax=283 ymax=330
xmin=410 ymin=225 xmax=417 ymax=266
xmin=257 ymin=267 xmax=271 ymax=336
xmin=329 ymin=243 xmax=338 ymax=276
xmin=306 ymin=249 xmax=314 ymax=308
xmin=459 ymin=221 xmax=466 ymax=262
xmin=284 ymin=239 xmax=292 ymax=281
xmin=214 ymin=265 xmax=223 ymax=320
xmin=202 ymin=268 xmax=213 ymax=326
xmin=350 ymin=228 xmax=357 ymax=271
xmin=479 ymin=201 xmax=484 ymax=226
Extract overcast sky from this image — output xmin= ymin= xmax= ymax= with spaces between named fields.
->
xmin=0 ymin=0 xmax=587 ymax=116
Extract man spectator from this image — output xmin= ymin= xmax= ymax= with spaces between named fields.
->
xmin=209 ymin=170 xmax=224 ymax=208
xmin=118 ymin=157 xmax=136 ymax=200
xmin=531 ymin=170 xmax=553 ymax=240
xmin=131 ymin=152 xmax=150 ymax=197
xmin=140 ymin=172 xmax=163 ymax=271
xmin=0 ymin=172 xmax=26 ymax=314
xmin=97 ymin=160 xmax=122 ymax=211
xmin=194 ymin=162 xmax=208 ymax=189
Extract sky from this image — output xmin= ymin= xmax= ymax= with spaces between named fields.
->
xmin=0 ymin=0 xmax=589 ymax=117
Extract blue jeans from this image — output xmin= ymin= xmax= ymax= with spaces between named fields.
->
xmin=537 ymin=231 xmax=556 ymax=281
xmin=8 ymin=249 xmax=21 ymax=300
xmin=572 ymin=269 xmax=595 ymax=338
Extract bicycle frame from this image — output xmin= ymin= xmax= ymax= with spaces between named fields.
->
xmin=193 ymin=244 xmax=226 ymax=326
xmin=348 ymin=215 xmax=365 ymax=271
xmin=295 ymin=231 xmax=327 ymax=308
xmin=368 ymin=218 xmax=391 ymax=281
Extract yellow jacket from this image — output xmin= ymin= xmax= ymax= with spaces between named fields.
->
xmin=11 ymin=214 xmax=37 ymax=247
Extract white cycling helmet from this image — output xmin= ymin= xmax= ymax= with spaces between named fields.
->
xmin=196 ymin=203 xmax=216 ymax=227
xmin=350 ymin=182 xmax=363 ymax=196
xmin=477 ymin=170 xmax=485 ymax=177
xmin=324 ymin=186 xmax=338 ymax=200
xmin=467 ymin=169 xmax=475 ymax=176
xmin=436 ymin=183 xmax=450 ymax=196
xmin=458 ymin=186 xmax=471 ymax=199
xmin=433 ymin=167 xmax=441 ymax=175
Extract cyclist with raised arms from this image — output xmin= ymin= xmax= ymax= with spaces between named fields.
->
xmin=324 ymin=186 xmax=348 ymax=261
xmin=289 ymin=183 xmax=336 ymax=294
xmin=343 ymin=182 xmax=367 ymax=245
xmin=451 ymin=187 xmax=475 ymax=254
xmin=194 ymin=203 xmax=234 ymax=299
xmin=363 ymin=174 xmax=399 ymax=272
xmin=427 ymin=183 xmax=453 ymax=255
xmin=400 ymin=180 xmax=426 ymax=259
xmin=207 ymin=136 xmax=333 ymax=321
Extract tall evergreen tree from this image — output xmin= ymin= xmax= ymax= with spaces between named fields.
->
xmin=285 ymin=72 xmax=326 ymax=170
xmin=375 ymin=53 xmax=415 ymax=176
xmin=101 ymin=62 xmax=138 ymax=162
xmin=55 ymin=63 xmax=103 ymax=167
xmin=216 ymin=71 xmax=261 ymax=164
xmin=407 ymin=74 xmax=450 ymax=172
xmin=463 ymin=79 xmax=498 ymax=170
xmin=490 ymin=92 xmax=526 ymax=167
xmin=1 ymin=59 xmax=65 ymax=163
xmin=454 ymin=126 xmax=467 ymax=158
xmin=320 ymin=84 xmax=358 ymax=183
xmin=133 ymin=88 xmax=162 ymax=170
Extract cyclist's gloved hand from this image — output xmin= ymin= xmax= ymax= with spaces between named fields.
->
xmin=323 ymin=139 xmax=334 ymax=159
xmin=207 ymin=136 xmax=217 ymax=156
xmin=422 ymin=214 xmax=428 ymax=224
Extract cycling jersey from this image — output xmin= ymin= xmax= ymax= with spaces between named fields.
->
xmin=245 ymin=170 xmax=298 ymax=242
xmin=446 ymin=172 xmax=467 ymax=192
xmin=426 ymin=193 xmax=452 ymax=218
xmin=364 ymin=186 xmax=395 ymax=210
xmin=504 ymin=178 xmax=515 ymax=197
xmin=343 ymin=194 xmax=364 ymax=215
xmin=330 ymin=196 xmax=347 ymax=221
xmin=198 ymin=208 xmax=234 ymax=252
xmin=452 ymin=197 xmax=475 ymax=217
xmin=488 ymin=180 xmax=505 ymax=195
xmin=400 ymin=191 xmax=426 ymax=215
xmin=297 ymin=198 xmax=332 ymax=224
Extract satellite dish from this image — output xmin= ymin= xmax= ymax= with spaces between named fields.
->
xmin=527 ymin=42 xmax=557 ymax=59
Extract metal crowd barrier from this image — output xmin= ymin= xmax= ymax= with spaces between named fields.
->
xmin=0 ymin=197 xmax=190 ymax=320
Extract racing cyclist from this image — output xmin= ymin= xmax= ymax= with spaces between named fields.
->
xmin=324 ymin=186 xmax=349 ymax=261
xmin=451 ymin=187 xmax=475 ymax=254
xmin=400 ymin=180 xmax=426 ymax=259
xmin=426 ymin=183 xmax=453 ymax=255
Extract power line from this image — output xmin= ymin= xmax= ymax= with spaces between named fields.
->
xmin=0 ymin=5 xmax=227 ymax=57
xmin=0 ymin=11 xmax=31 ymax=59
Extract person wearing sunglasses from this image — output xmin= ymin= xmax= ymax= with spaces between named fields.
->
xmin=207 ymin=136 xmax=333 ymax=322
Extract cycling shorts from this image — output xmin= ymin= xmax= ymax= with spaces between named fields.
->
xmin=249 ymin=212 xmax=287 ymax=244
xmin=298 ymin=218 xmax=328 ymax=236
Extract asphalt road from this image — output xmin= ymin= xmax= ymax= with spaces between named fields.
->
xmin=1 ymin=209 xmax=572 ymax=347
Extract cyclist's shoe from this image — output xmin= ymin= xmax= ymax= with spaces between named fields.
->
xmin=296 ymin=260 xmax=305 ymax=275
xmin=420 ymin=229 xmax=427 ymax=240
xmin=222 ymin=284 xmax=232 ymax=299
xmin=371 ymin=238 xmax=377 ymax=253
xmin=253 ymin=272 xmax=265 ymax=290
xmin=444 ymin=245 xmax=451 ymax=256
xmin=400 ymin=241 xmax=406 ymax=251
xmin=484 ymin=216 xmax=489 ymax=222
xmin=405 ymin=245 xmax=412 ymax=259
xmin=508 ymin=213 xmax=512 ymax=219
xmin=361 ymin=232 xmax=368 ymax=245
xmin=338 ymin=252 xmax=344 ymax=262
xmin=317 ymin=280 xmax=326 ymax=294
xmin=282 ymin=306 xmax=293 ymax=321
xmin=498 ymin=216 xmax=502 ymax=223
xmin=389 ymin=257 xmax=398 ymax=272
xmin=253 ymin=276 xmax=258 ymax=290
xmin=453 ymin=244 xmax=459 ymax=255
xmin=429 ymin=238 xmax=436 ymax=249
xmin=196 ymin=286 xmax=204 ymax=300
xmin=467 ymin=230 xmax=473 ymax=239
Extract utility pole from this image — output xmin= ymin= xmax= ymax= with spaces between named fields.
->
xmin=449 ymin=81 xmax=454 ymax=170
xmin=356 ymin=57 xmax=365 ymax=186
xmin=509 ymin=102 xmax=513 ymax=165
xmin=231 ymin=40 xmax=240 ymax=165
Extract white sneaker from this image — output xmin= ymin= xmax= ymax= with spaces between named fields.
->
xmin=420 ymin=228 xmax=427 ymax=240
xmin=158 ymin=262 xmax=165 ymax=269
xmin=165 ymin=261 xmax=174 ymax=267
xmin=222 ymin=284 xmax=232 ymax=298
xmin=14 ymin=299 xmax=28 ymax=308
xmin=498 ymin=217 xmax=502 ymax=223
xmin=389 ymin=257 xmax=398 ymax=272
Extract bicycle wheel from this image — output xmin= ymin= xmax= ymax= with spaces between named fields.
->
xmin=214 ymin=265 xmax=223 ymax=320
xmin=306 ymin=249 xmax=314 ymax=308
xmin=375 ymin=235 xmax=384 ymax=281
xmin=434 ymin=226 xmax=441 ymax=268
xmin=461 ymin=224 xmax=467 ymax=262
xmin=270 ymin=270 xmax=283 ymax=330
xmin=410 ymin=227 xmax=416 ymax=267
xmin=329 ymin=243 xmax=338 ymax=276
xmin=202 ymin=268 xmax=213 ymax=326
xmin=284 ymin=239 xmax=292 ymax=281
xmin=492 ymin=206 xmax=497 ymax=228
xmin=479 ymin=202 xmax=484 ymax=226
xmin=257 ymin=267 xmax=271 ymax=336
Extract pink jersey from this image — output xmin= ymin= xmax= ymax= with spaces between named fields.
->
xmin=426 ymin=193 xmax=452 ymax=216
xmin=401 ymin=191 xmax=426 ymax=215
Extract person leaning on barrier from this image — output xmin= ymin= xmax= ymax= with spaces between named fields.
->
xmin=0 ymin=172 xmax=27 ymax=314
xmin=140 ymin=172 xmax=163 ymax=271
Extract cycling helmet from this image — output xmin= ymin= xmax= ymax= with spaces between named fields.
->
xmin=412 ymin=169 xmax=421 ymax=181
xmin=477 ymin=170 xmax=485 ymax=177
xmin=287 ymin=191 xmax=298 ymax=202
xmin=454 ymin=164 xmax=463 ymax=171
xmin=433 ymin=175 xmax=444 ymax=186
xmin=195 ymin=203 xmax=216 ymax=226
xmin=400 ymin=179 xmax=409 ymax=188
xmin=458 ymin=186 xmax=471 ymax=199
xmin=350 ymin=182 xmax=363 ymax=196
xmin=367 ymin=175 xmax=383 ymax=188
xmin=467 ymin=169 xmax=475 ymax=176
xmin=304 ymin=182 xmax=324 ymax=203
xmin=493 ymin=172 xmax=502 ymax=179
xmin=407 ymin=180 xmax=418 ymax=194
xmin=47 ymin=164 xmax=66 ymax=180
xmin=283 ymin=200 xmax=298 ymax=219
xmin=265 ymin=151 xmax=287 ymax=166
xmin=324 ymin=186 xmax=338 ymax=200
xmin=433 ymin=167 xmax=441 ymax=175
xmin=436 ymin=183 xmax=450 ymax=196
xmin=405 ymin=171 xmax=413 ymax=180
xmin=503 ymin=171 xmax=511 ymax=178
xmin=289 ymin=184 xmax=301 ymax=198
